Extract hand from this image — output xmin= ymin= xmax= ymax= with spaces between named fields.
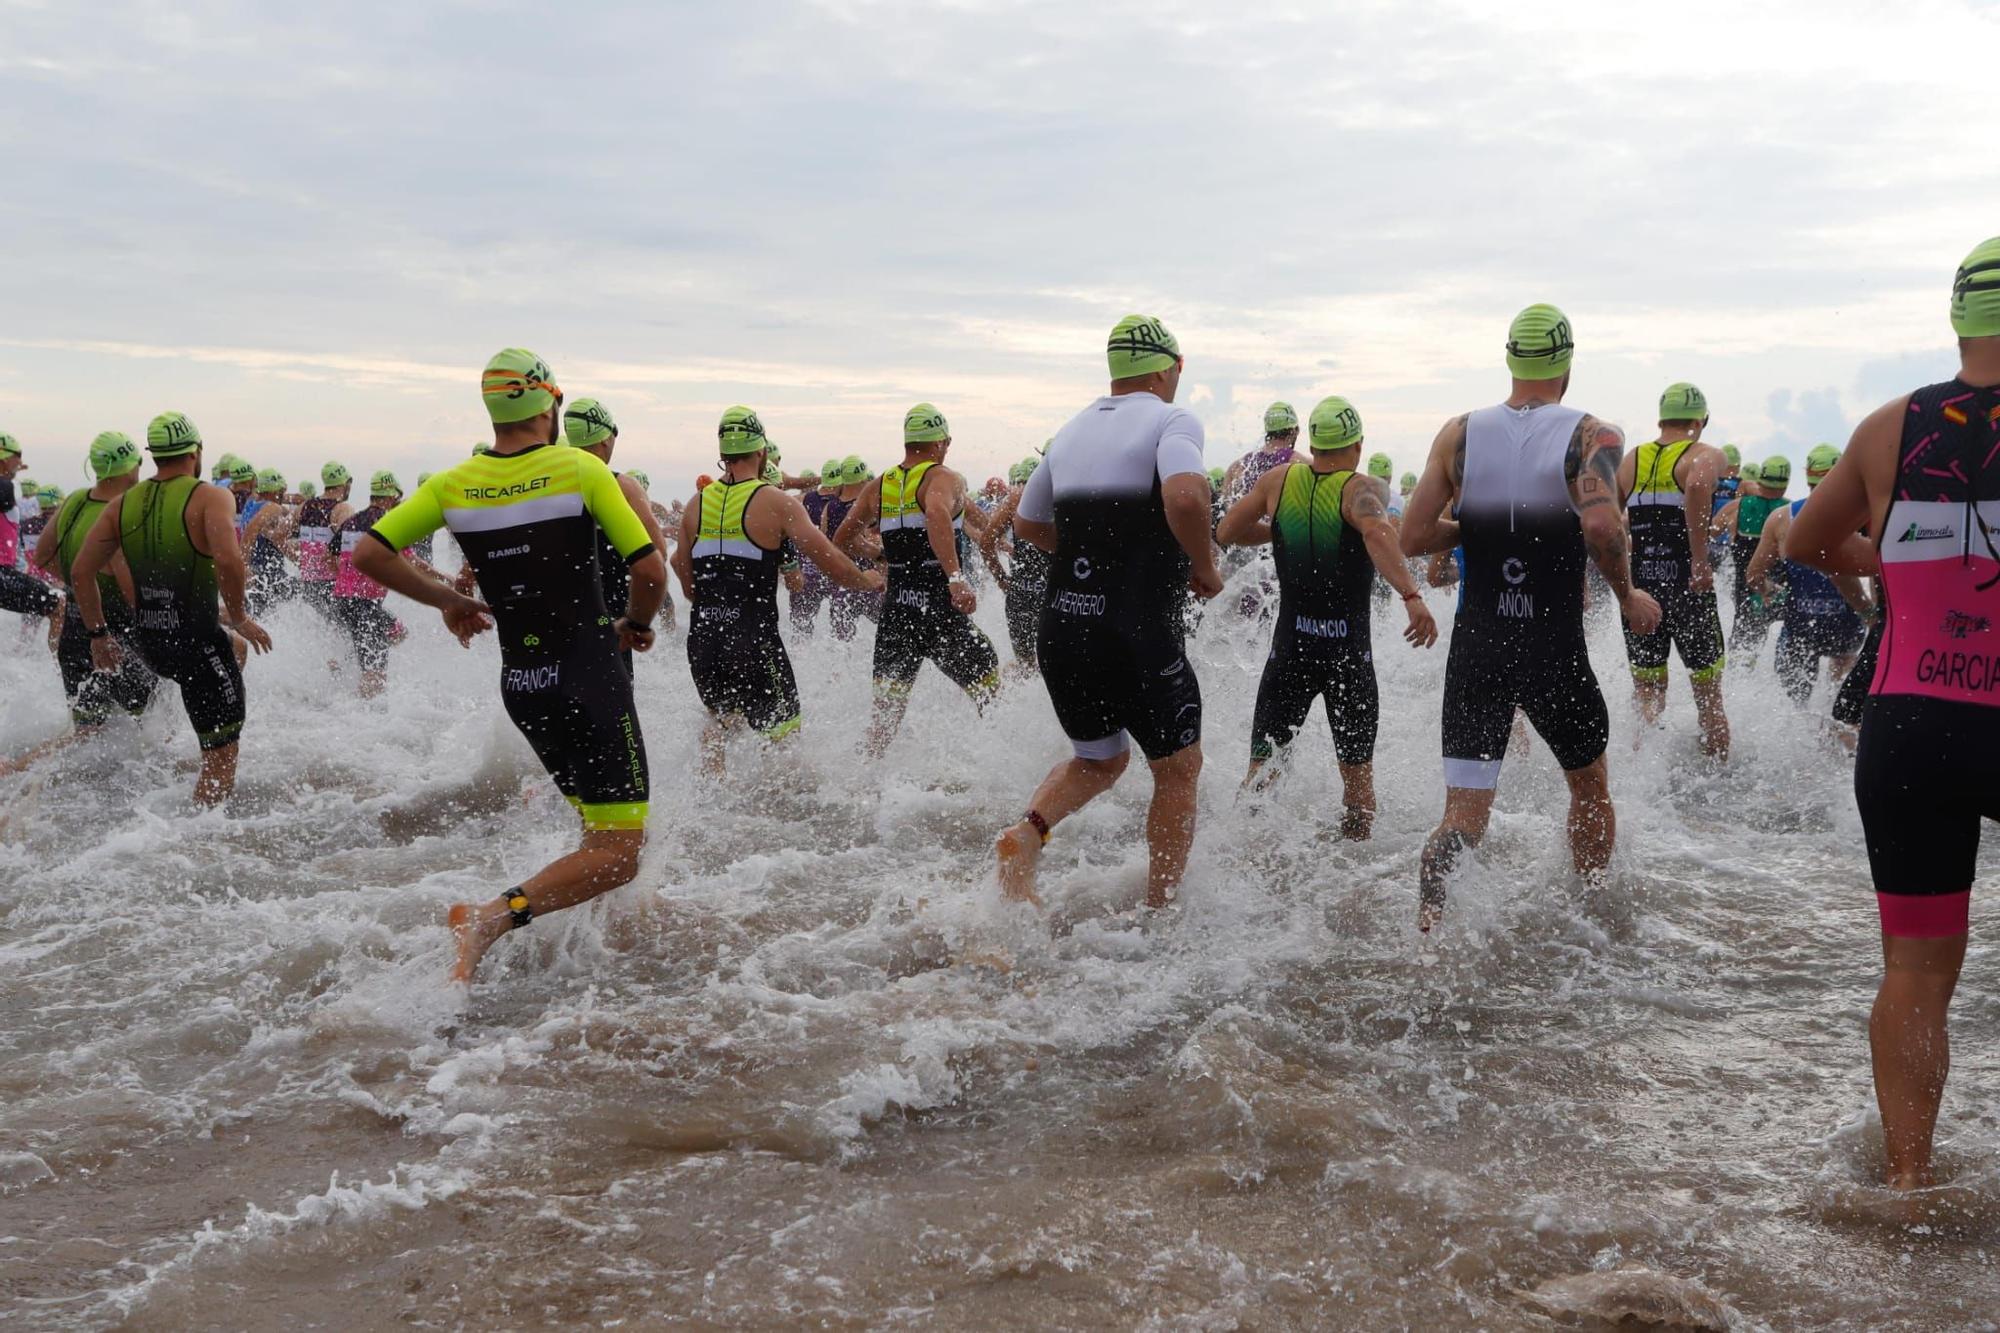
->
xmin=1689 ymin=563 xmax=1713 ymax=593
xmin=615 ymin=617 xmax=656 ymax=654
xmin=1189 ymin=563 xmax=1224 ymax=600
xmin=234 ymin=616 xmax=274 ymax=655
xmin=1402 ymin=595 xmax=1438 ymax=648
xmin=948 ymin=578 xmax=975 ymax=614
xmin=1620 ymin=588 xmax=1663 ymax=636
xmin=89 ymin=634 xmax=122 ymax=673
xmin=782 ymin=567 xmax=804 ymax=594
xmin=440 ymin=592 xmax=494 ymax=647
xmin=859 ymin=568 xmax=886 ymax=592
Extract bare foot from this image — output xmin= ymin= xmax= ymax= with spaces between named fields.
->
xmin=447 ymin=901 xmax=512 ymax=984
xmin=1340 ymin=805 xmax=1374 ymax=841
xmin=995 ymin=822 xmax=1044 ymax=908
xmin=1144 ymin=885 xmax=1177 ymax=912
xmin=1417 ymin=879 xmax=1446 ymax=933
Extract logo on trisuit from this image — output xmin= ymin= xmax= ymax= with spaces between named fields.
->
xmin=1899 ymin=521 xmax=1956 ymax=543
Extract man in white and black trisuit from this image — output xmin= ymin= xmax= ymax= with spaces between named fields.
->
xmin=1400 ymin=304 xmax=1662 ymax=931
xmin=994 ymin=315 xmax=1224 ymax=911
xmin=1616 ymin=381 xmax=1731 ymax=758
xmin=1217 ymin=395 xmax=1438 ymax=838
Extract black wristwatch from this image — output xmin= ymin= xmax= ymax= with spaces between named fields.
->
xmin=86 ymin=624 xmax=111 ymax=639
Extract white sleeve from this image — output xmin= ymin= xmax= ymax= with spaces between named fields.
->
xmin=1017 ymin=457 xmax=1055 ymax=523
xmin=1156 ymin=408 xmax=1207 ymax=482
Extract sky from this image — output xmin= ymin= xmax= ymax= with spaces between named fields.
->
xmin=1 ymin=0 xmax=1997 ymax=496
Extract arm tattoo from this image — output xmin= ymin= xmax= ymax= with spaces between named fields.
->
xmin=1348 ymin=476 xmax=1389 ymax=522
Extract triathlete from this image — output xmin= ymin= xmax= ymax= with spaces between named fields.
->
xmin=1746 ymin=445 xmax=1871 ymax=706
xmin=294 ymin=462 xmax=354 ymax=624
xmin=3 ymin=432 xmax=158 ymax=775
xmin=1782 ymin=236 xmax=2000 ymax=1191
xmin=786 ymin=457 xmax=843 ymax=637
xmin=977 ymin=454 xmax=1051 ymax=677
xmin=0 ymin=434 xmax=64 ymax=621
xmin=333 ymin=470 xmax=435 ymax=698
xmin=352 ymin=348 xmax=667 ymax=984
xmin=226 ymin=457 xmax=257 ymax=519
xmin=1216 ymin=395 xmax=1438 ymax=837
xmin=1400 ymin=304 xmax=1661 ymax=931
xmin=669 ymin=408 xmax=882 ymax=773
xmin=70 ymin=413 xmax=274 ymax=806
xmin=240 ymin=468 xmax=296 ymax=615
xmin=1718 ymin=453 xmax=1792 ymax=667
xmin=561 ymin=397 xmax=672 ymax=668
xmin=1364 ymin=451 xmax=1401 ymax=608
xmin=1617 ymin=382 xmax=1731 ymax=757
xmin=833 ymin=403 xmax=1002 ymax=758
xmin=1221 ymin=402 xmax=1301 ymax=506
xmin=994 ymin=315 xmax=1223 ymax=911
xmin=824 ymin=455 xmax=881 ymax=642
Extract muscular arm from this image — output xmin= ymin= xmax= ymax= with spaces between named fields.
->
xmin=1569 ymin=416 xmax=1635 ymax=601
xmin=1215 ymin=468 xmax=1282 ymax=547
xmin=1345 ymin=475 xmax=1423 ymax=599
xmin=619 ymin=474 xmax=672 ymax=607
xmin=1680 ymin=445 xmax=1723 ymax=583
xmin=1713 ymin=497 xmax=1741 ymax=539
xmin=196 ymin=488 xmax=253 ymax=624
xmin=31 ymin=510 xmax=61 ymax=576
xmin=1786 ymin=398 xmax=1901 ymax=579
xmin=668 ymin=497 xmax=699 ymax=602
xmin=919 ymin=473 xmax=963 ymax=577
xmin=1744 ymin=508 xmax=1789 ymax=591
xmin=979 ymin=488 xmax=1021 ymax=582
xmin=832 ymin=487 xmax=880 ymax=557
xmin=1425 ymin=550 xmax=1459 ymax=588
xmin=69 ymin=496 xmax=125 ymax=629
xmin=1162 ymin=472 xmax=1221 ymax=578
xmin=1399 ymin=415 xmax=1466 ymax=557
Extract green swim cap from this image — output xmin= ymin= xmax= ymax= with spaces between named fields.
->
xmin=1949 ymin=236 xmax=2000 ymax=339
xmin=1504 ymin=304 xmax=1575 ymax=381
xmin=563 ymin=397 xmax=617 ymax=449
xmin=255 ymin=467 xmax=285 ymax=494
xmin=369 ymin=469 xmax=401 ymax=498
xmin=718 ymin=405 xmax=769 ymax=457
xmin=762 ymin=460 xmax=782 ymax=485
xmin=299 ymin=480 xmax=319 ymax=499
xmin=1263 ymin=401 xmax=1299 ymax=435
xmin=0 ymin=434 xmax=19 ymax=460
xmin=471 ymin=441 xmax=494 ymax=457
xmin=1760 ymin=454 xmax=1791 ymax=488
xmin=146 ymin=412 xmax=203 ymax=458
xmin=89 ymin=430 xmax=141 ymax=480
xmin=1721 ymin=444 xmax=1741 ymax=467
xmin=627 ymin=468 xmax=650 ymax=491
xmin=1107 ymin=315 xmax=1181 ymax=380
xmin=840 ymin=453 xmax=868 ymax=484
xmin=322 ymin=461 xmax=351 ymax=487
xmin=38 ymin=483 xmax=62 ymax=502
xmin=1805 ymin=444 xmax=1840 ymax=484
xmin=1400 ymin=472 xmax=1417 ymax=491
xmin=1207 ymin=467 xmax=1225 ymax=488
xmin=1659 ymin=381 xmax=1708 ymax=422
xmin=765 ymin=441 xmax=782 ymax=463
xmin=416 ymin=471 xmax=433 ymax=487
xmin=229 ymin=459 xmax=255 ymax=484
xmin=821 ymin=458 xmax=839 ymax=482
xmin=480 ymin=348 xmax=561 ymax=425
xmin=1740 ymin=460 xmax=1761 ymax=484
xmin=1307 ymin=396 xmax=1364 ymax=452
xmin=1366 ymin=452 xmax=1392 ymax=478
xmin=904 ymin=402 xmax=950 ymax=445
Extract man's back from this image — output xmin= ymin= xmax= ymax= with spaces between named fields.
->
xmin=1457 ymin=402 xmax=1588 ymax=640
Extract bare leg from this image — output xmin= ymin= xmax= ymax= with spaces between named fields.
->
xmin=1337 ymin=760 xmax=1374 ymax=841
xmin=194 ymin=741 xmax=239 ymax=807
xmin=449 ymin=827 xmax=646 ymax=983
xmin=1563 ymin=756 xmax=1616 ymax=880
xmin=359 ymin=667 xmax=386 ymax=699
xmin=1419 ymin=786 xmax=1495 ymax=931
xmin=1143 ymin=743 xmax=1202 ymax=908
xmin=0 ymin=726 xmax=94 ymax=777
xmin=1631 ymin=676 xmax=1667 ymax=739
xmin=1691 ymin=672 xmax=1730 ymax=760
xmin=699 ymin=716 xmax=730 ymax=778
xmin=863 ymin=685 xmax=911 ymax=760
xmin=996 ymin=750 xmax=1130 ymax=907
xmin=1872 ymin=931 xmax=1966 ymax=1190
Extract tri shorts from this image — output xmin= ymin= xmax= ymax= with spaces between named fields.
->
xmin=136 ymin=622 xmax=246 ymax=752
xmin=500 ymin=642 xmax=649 ymax=830
xmin=874 ymin=579 xmax=1000 ymax=699
xmin=1251 ymin=646 xmax=1378 ymax=766
xmin=1039 ymin=609 xmax=1201 ymax=763
xmin=1441 ymin=624 xmax=1608 ymax=787
xmin=0 ymin=565 xmax=59 ymax=617
xmin=687 ymin=607 xmax=801 ymax=739
xmin=57 ymin=606 xmax=156 ymax=728
xmin=1856 ymin=693 xmax=2000 ymax=937
xmin=333 ymin=596 xmax=396 ymax=675
xmin=1777 ymin=611 xmax=1866 ymax=705
xmin=1832 ymin=618 xmax=1883 ymax=727
xmin=1624 ymin=586 xmax=1725 ymax=683
xmin=1003 ymin=579 xmax=1046 ymax=667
